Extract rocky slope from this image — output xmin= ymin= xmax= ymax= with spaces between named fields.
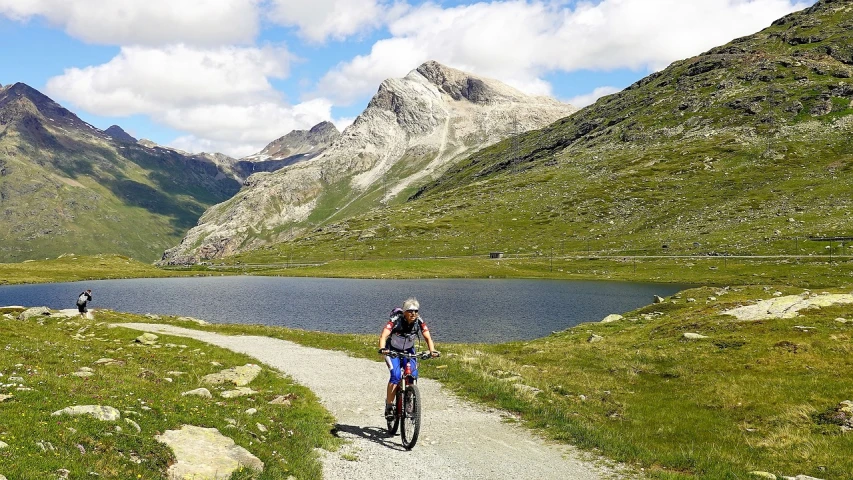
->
xmin=231 ymin=121 xmax=340 ymax=181
xmin=159 ymin=61 xmax=577 ymax=264
xmin=0 ymin=83 xmax=241 ymax=262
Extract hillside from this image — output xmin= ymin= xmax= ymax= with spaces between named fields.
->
xmin=0 ymin=83 xmax=241 ymax=262
xmin=231 ymin=0 xmax=853 ymax=265
xmin=158 ymin=61 xmax=577 ymax=264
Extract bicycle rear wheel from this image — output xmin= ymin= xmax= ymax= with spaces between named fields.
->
xmin=387 ymin=390 xmax=401 ymax=435
xmin=400 ymin=384 xmax=421 ymax=450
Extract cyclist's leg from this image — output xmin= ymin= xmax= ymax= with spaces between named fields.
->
xmin=386 ymin=355 xmax=402 ymax=404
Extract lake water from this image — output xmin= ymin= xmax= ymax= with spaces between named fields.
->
xmin=0 ymin=276 xmax=686 ymax=343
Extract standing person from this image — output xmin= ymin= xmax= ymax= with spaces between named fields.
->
xmin=76 ymin=289 xmax=92 ymax=317
xmin=378 ymin=297 xmax=438 ymax=419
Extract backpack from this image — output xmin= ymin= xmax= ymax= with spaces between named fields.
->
xmin=386 ymin=308 xmax=422 ymax=351
xmin=76 ymin=293 xmax=88 ymax=306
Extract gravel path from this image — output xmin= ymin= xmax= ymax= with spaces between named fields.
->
xmin=117 ymin=323 xmax=632 ymax=480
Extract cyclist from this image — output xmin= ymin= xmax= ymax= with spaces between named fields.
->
xmin=379 ymin=297 xmax=438 ymax=419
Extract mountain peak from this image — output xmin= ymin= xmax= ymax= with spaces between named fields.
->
xmin=411 ymin=60 xmax=527 ymax=104
xmin=0 ymin=82 xmax=95 ymax=135
xmin=104 ymin=125 xmax=137 ymax=143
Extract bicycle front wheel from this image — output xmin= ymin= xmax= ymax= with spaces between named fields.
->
xmin=400 ymin=383 xmax=421 ymax=450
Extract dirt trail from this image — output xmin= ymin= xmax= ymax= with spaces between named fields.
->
xmin=117 ymin=323 xmax=632 ymax=480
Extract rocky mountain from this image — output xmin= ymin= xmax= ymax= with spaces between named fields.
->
xmin=0 ymin=83 xmax=241 ymax=262
xmin=222 ymin=0 xmax=853 ymax=265
xmin=159 ymin=61 xmax=577 ymax=264
xmin=231 ymin=121 xmax=340 ymax=181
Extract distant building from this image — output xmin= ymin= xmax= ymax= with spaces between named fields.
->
xmin=489 ymin=252 xmax=504 ymax=259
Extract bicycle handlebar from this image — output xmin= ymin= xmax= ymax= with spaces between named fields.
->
xmin=378 ymin=349 xmax=440 ymax=359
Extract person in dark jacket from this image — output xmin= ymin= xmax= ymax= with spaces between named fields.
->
xmin=378 ymin=297 xmax=438 ymax=419
xmin=76 ymin=289 xmax=92 ymax=317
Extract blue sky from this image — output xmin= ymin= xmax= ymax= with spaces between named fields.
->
xmin=0 ymin=0 xmax=815 ymax=158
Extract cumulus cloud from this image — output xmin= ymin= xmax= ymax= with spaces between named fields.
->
xmin=0 ymin=0 xmax=260 ymax=46
xmin=169 ymin=97 xmax=333 ymax=157
xmin=266 ymin=0 xmax=407 ymax=42
xmin=314 ymin=0 xmax=810 ymax=105
xmin=566 ymin=86 xmax=622 ymax=108
xmin=45 ymin=45 xmax=332 ymax=157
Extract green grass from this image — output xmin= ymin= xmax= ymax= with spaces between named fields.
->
xmin=0 ymin=308 xmax=341 ymax=479
xmin=0 ymin=254 xmax=225 ymax=285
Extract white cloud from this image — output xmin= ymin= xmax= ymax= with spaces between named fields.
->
xmin=314 ymin=0 xmax=811 ymax=105
xmin=565 ymin=86 xmax=622 ymax=108
xmin=266 ymin=0 xmax=407 ymax=43
xmin=0 ymin=0 xmax=260 ymax=46
xmin=45 ymin=45 xmax=332 ymax=157
xmin=169 ymin=98 xmax=333 ymax=156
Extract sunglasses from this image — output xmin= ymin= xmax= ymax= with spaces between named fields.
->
xmin=405 ymin=309 xmax=419 ymax=313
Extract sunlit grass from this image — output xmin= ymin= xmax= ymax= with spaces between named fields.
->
xmin=0 ymin=308 xmax=340 ymax=479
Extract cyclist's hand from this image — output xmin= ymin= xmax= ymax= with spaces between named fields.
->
xmin=430 ymin=350 xmax=440 ymax=358
xmin=378 ymin=348 xmax=389 ymax=355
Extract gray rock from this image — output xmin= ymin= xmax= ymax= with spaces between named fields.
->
xmin=181 ymin=388 xmax=213 ymax=398
xmin=202 ymin=364 xmax=262 ymax=387
xmin=683 ymin=333 xmax=709 ymax=340
xmin=135 ymin=333 xmax=159 ymax=345
xmin=749 ymin=472 xmax=776 ymax=479
xmin=177 ymin=316 xmax=210 ymax=326
xmin=221 ymin=387 xmax=259 ymax=399
xmin=600 ymin=314 xmax=623 ymax=323
xmin=588 ymin=334 xmax=603 ymax=343
xmin=653 ymin=295 xmax=665 ymax=303
xmin=51 ymin=405 xmax=121 ymax=421
xmin=156 ymin=425 xmax=263 ymax=479
xmin=94 ymin=358 xmax=124 ymax=366
xmin=268 ymin=395 xmax=295 ymax=406
xmin=18 ymin=307 xmax=51 ymax=320
xmin=723 ymin=293 xmax=853 ymax=321
xmin=125 ymin=418 xmax=142 ymax=433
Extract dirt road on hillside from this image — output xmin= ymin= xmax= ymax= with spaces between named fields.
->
xmin=117 ymin=323 xmax=634 ymax=480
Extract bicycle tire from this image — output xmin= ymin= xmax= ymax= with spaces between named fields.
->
xmin=400 ymin=383 xmax=421 ymax=449
xmin=387 ymin=389 xmax=401 ymax=435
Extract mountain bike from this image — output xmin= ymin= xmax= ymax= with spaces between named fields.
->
xmin=380 ymin=349 xmax=439 ymax=450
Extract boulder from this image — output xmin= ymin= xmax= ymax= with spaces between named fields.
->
xmin=18 ymin=307 xmax=51 ymax=321
xmin=182 ymin=388 xmax=213 ymax=399
xmin=600 ymin=314 xmax=623 ymax=323
xmin=221 ymin=387 xmax=259 ymax=399
xmin=135 ymin=333 xmax=159 ymax=345
xmin=202 ymin=364 xmax=262 ymax=387
xmin=51 ymin=405 xmax=121 ymax=421
xmin=156 ymin=425 xmax=263 ymax=479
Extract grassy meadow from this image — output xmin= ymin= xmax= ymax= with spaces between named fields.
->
xmin=0 ymin=308 xmax=340 ymax=479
